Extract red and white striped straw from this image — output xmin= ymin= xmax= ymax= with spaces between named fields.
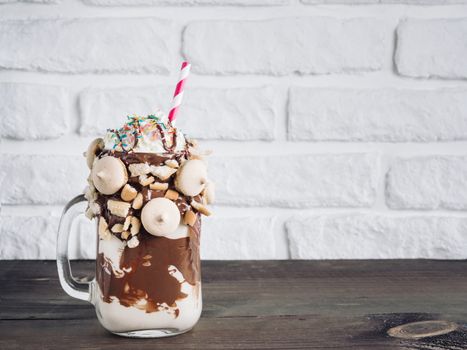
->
xmin=168 ymin=61 xmax=191 ymax=125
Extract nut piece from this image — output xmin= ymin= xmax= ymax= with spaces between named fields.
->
xmin=139 ymin=174 xmax=155 ymax=186
xmin=90 ymin=201 xmax=101 ymax=215
xmin=111 ymin=224 xmax=124 ymax=233
xmin=165 ymin=159 xmax=179 ymax=169
xmin=107 ymin=200 xmax=131 ymax=218
xmin=91 ymin=156 xmax=128 ymax=195
xmin=85 ymin=138 xmax=104 ymax=169
xmin=98 ymin=217 xmax=111 ymax=240
xmin=121 ymin=231 xmax=130 ymax=240
xmin=149 ymin=182 xmax=169 ymax=191
xmin=164 ymin=189 xmax=179 ymax=201
xmin=123 ymin=216 xmax=131 ymax=231
xmin=84 ymin=184 xmax=97 ymax=202
xmin=121 ymin=184 xmax=138 ymax=202
xmin=150 ymin=165 xmax=177 ymax=181
xmin=130 ymin=216 xmax=141 ymax=236
xmin=183 ymin=210 xmax=197 ymax=227
xmin=85 ymin=207 xmax=94 ymax=220
xmin=132 ymin=193 xmax=143 ymax=210
xmin=127 ymin=236 xmax=140 ymax=248
xmin=128 ymin=163 xmax=151 ymax=177
xmin=191 ymin=200 xmax=212 ymax=216
xmin=175 ymin=159 xmax=208 ymax=196
xmin=203 ymin=181 xmax=215 ymax=204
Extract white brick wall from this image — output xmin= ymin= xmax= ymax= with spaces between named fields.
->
xmin=0 ymin=0 xmax=57 ymax=3
xmin=387 ymin=156 xmax=467 ymax=210
xmin=0 ymin=215 xmax=59 ymax=259
xmin=287 ymin=214 xmax=467 ymax=259
xmin=289 ymin=88 xmax=467 ymax=142
xmin=0 ymin=154 xmax=87 ymax=204
xmin=1 ymin=0 xmax=467 ymax=260
xmin=0 ymin=83 xmax=69 ymax=140
xmin=210 ymin=154 xmax=379 ymax=207
xmin=396 ymin=19 xmax=467 ymax=79
xmin=83 ymin=0 xmax=288 ymax=4
xmin=184 ymin=18 xmax=389 ymax=75
xmin=0 ymin=18 xmax=175 ymax=73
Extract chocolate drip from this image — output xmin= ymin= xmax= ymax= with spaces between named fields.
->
xmin=154 ymin=124 xmax=178 ymax=153
xmin=188 ymin=217 xmax=201 ymax=284
xmin=97 ymin=223 xmax=200 ymax=312
xmin=171 ymin=127 xmax=178 ymax=151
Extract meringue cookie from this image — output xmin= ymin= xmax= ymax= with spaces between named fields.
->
xmin=85 ymin=138 xmax=104 ymax=169
xmin=175 ymin=159 xmax=208 ymax=196
xmin=141 ymin=198 xmax=181 ymax=237
xmin=92 ymin=156 xmax=128 ymax=195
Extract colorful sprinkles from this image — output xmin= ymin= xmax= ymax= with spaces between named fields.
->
xmin=106 ymin=113 xmax=176 ymax=153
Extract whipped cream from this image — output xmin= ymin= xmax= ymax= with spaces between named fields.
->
xmin=103 ymin=111 xmax=187 ymax=154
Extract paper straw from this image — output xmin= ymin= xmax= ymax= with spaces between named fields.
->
xmin=168 ymin=62 xmax=191 ymax=125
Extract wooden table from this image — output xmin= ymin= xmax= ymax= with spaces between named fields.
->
xmin=1 ymin=260 xmax=467 ymax=349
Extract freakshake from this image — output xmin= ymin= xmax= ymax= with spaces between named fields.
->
xmin=82 ymin=64 xmax=214 ymax=336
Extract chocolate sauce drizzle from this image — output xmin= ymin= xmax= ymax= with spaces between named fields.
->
xmin=155 ymin=123 xmax=178 ymax=153
xmin=96 ymin=220 xmax=200 ymax=312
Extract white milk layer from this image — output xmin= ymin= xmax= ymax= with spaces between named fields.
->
xmin=95 ymin=282 xmax=202 ymax=333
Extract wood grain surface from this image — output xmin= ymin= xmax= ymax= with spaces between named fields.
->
xmin=1 ymin=260 xmax=467 ymax=349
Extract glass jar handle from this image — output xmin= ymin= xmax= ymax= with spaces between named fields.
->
xmin=56 ymin=195 xmax=93 ymax=303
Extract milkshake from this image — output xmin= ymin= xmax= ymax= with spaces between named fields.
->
xmin=83 ymin=112 xmax=214 ymax=336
